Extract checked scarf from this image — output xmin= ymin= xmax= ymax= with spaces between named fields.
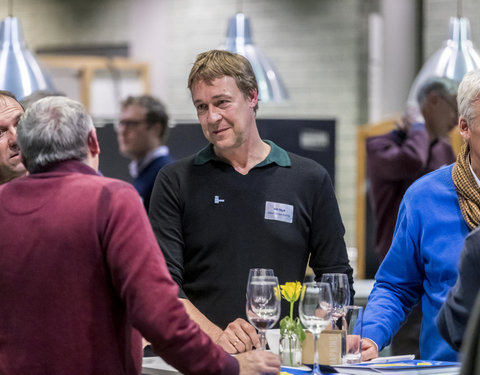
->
xmin=452 ymin=142 xmax=480 ymax=230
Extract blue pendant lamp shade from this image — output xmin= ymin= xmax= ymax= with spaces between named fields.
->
xmin=221 ymin=13 xmax=288 ymax=102
xmin=0 ymin=16 xmax=55 ymax=100
xmin=407 ymin=17 xmax=480 ymax=117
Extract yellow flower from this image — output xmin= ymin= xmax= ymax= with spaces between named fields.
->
xmin=280 ymin=281 xmax=302 ymax=303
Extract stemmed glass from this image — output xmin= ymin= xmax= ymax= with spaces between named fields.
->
xmin=299 ymin=282 xmax=333 ymax=375
xmin=247 ymin=268 xmax=275 ymax=285
xmin=321 ymin=273 xmax=350 ymax=329
xmin=246 ymin=275 xmax=281 ymax=350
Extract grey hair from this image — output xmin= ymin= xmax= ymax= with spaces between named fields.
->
xmin=458 ymin=69 xmax=480 ymax=127
xmin=17 ymin=96 xmax=94 ymax=173
xmin=416 ymin=76 xmax=458 ymax=106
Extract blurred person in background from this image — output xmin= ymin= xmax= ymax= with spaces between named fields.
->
xmin=0 ymin=90 xmax=26 ymax=185
xmin=367 ymin=76 xmax=458 ymax=263
xmin=0 ymin=96 xmax=280 ymax=375
xmin=116 ymin=95 xmax=173 ymax=211
xmin=149 ymin=49 xmax=354 ymax=354
xmin=366 ymin=76 xmax=458 ymax=357
xmin=361 ymin=70 xmax=480 ymax=362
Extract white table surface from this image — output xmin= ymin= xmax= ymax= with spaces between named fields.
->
xmin=142 ymin=356 xmax=461 ymax=375
xmin=142 ymin=356 xmax=181 ymax=375
xmin=353 ymin=278 xmax=375 ymax=300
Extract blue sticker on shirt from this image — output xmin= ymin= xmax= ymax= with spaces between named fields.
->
xmin=264 ymin=201 xmax=294 ymax=223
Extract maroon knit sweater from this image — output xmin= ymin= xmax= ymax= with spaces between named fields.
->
xmin=0 ymin=160 xmax=237 ymax=375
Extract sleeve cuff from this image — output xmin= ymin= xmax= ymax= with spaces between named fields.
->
xmin=220 ymin=353 xmax=239 ymax=375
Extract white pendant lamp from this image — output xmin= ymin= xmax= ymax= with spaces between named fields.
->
xmin=221 ymin=12 xmax=289 ymax=102
xmin=0 ymin=15 xmax=55 ymax=100
xmin=406 ymin=17 xmax=480 ymax=116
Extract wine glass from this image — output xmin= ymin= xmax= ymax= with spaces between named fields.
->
xmin=299 ymin=282 xmax=332 ymax=375
xmin=247 ymin=268 xmax=275 ymax=286
xmin=246 ymin=275 xmax=281 ymax=350
xmin=321 ymin=273 xmax=350 ymax=329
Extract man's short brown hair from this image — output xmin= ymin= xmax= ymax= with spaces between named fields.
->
xmin=188 ymin=50 xmax=259 ymax=112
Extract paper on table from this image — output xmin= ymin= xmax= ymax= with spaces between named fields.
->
xmin=333 ymin=360 xmax=460 ymax=374
xmin=369 ymin=355 xmax=416 ymax=363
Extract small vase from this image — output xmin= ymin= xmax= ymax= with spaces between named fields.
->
xmin=279 ymin=332 xmax=302 ymax=367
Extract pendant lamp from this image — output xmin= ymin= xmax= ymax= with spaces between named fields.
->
xmin=406 ymin=17 xmax=480 ymax=116
xmin=0 ymin=16 xmax=55 ymax=100
xmin=221 ymin=12 xmax=289 ymax=102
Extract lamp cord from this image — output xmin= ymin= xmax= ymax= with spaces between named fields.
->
xmin=457 ymin=0 xmax=462 ymax=18
xmin=8 ymin=0 xmax=13 ymax=17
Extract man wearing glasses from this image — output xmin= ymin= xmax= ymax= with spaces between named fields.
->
xmin=116 ymin=95 xmax=173 ymax=211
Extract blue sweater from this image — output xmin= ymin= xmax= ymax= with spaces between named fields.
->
xmin=362 ymin=163 xmax=469 ymax=361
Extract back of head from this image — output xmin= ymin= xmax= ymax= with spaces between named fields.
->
xmin=121 ymin=95 xmax=169 ymax=140
xmin=17 ymin=96 xmax=94 ymax=173
xmin=188 ymin=49 xmax=259 ymax=112
xmin=458 ymin=70 xmax=480 ymax=126
xmin=416 ymin=76 xmax=458 ymax=106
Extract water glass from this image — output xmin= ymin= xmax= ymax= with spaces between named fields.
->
xmin=342 ymin=305 xmax=363 ymax=364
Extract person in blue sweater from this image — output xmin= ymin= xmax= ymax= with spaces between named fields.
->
xmin=361 ymin=70 xmax=480 ymax=362
xmin=116 ymin=95 xmax=173 ymax=211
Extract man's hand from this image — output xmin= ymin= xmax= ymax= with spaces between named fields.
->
xmin=361 ymin=337 xmax=379 ymax=361
xmin=216 ymin=318 xmax=260 ymax=353
xmin=395 ymin=115 xmax=412 ymax=133
xmin=236 ymin=350 xmax=281 ymax=375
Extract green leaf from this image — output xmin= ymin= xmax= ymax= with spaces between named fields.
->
xmin=294 ymin=318 xmax=306 ymax=342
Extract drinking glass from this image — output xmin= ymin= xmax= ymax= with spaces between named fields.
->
xmin=342 ymin=305 xmax=363 ymax=364
xmin=299 ymin=282 xmax=332 ymax=375
xmin=246 ymin=275 xmax=281 ymax=350
xmin=247 ymin=268 xmax=275 ymax=286
xmin=321 ymin=273 xmax=350 ymax=329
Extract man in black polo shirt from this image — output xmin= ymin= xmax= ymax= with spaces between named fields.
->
xmin=149 ymin=49 xmax=353 ymax=354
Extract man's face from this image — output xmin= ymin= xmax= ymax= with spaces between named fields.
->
xmin=425 ymin=93 xmax=458 ymax=138
xmin=0 ymin=96 xmax=26 ymax=184
xmin=437 ymin=94 xmax=458 ymax=133
xmin=191 ymin=76 xmax=258 ymax=156
xmin=116 ymin=104 xmax=160 ymax=161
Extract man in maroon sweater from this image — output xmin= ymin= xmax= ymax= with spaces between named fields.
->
xmin=0 ymin=96 xmax=280 ymax=375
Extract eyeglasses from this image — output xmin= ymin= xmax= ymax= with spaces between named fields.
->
xmin=114 ymin=119 xmax=147 ymax=132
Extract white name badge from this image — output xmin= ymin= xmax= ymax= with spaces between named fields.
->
xmin=264 ymin=201 xmax=294 ymax=223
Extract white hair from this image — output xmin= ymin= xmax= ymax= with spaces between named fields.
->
xmin=458 ymin=69 xmax=480 ymax=127
xmin=17 ymin=96 xmax=94 ymax=172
